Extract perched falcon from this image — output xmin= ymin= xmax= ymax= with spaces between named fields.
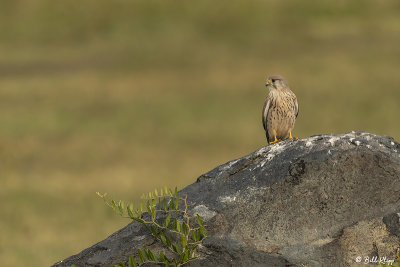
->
xmin=262 ymin=75 xmax=299 ymax=144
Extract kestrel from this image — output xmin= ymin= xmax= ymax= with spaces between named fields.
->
xmin=262 ymin=75 xmax=299 ymax=144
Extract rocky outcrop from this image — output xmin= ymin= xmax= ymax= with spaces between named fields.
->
xmin=54 ymin=132 xmax=400 ymax=267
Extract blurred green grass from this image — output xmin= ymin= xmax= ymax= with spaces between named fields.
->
xmin=0 ymin=0 xmax=399 ymax=266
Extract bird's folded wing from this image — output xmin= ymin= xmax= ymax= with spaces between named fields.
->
xmin=262 ymin=96 xmax=270 ymax=131
xmin=294 ymin=96 xmax=299 ymax=118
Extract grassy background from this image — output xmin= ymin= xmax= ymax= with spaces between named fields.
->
xmin=0 ymin=0 xmax=399 ymax=266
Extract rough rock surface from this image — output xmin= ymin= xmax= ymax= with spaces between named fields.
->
xmin=54 ymin=132 xmax=400 ymax=267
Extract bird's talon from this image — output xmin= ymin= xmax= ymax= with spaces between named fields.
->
xmin=288 ymin=132 xmax=298 ymax=141
xmin=269 ymin=137 xmax=280 ymax=145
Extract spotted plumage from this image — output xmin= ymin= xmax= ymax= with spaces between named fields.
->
xmin=262 ymin=75 xmax=299 ymax=144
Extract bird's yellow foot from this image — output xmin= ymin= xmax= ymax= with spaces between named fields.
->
xmin=289 ymin=132 xmax=298 ymax=141
xmin=269 ymin=136 xmax=281 ymax=145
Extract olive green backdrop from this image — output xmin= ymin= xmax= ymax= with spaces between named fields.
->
xmin=0 ymin=0 xmax=399 ymax=266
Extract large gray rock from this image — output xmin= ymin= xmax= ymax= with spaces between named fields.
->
xmin=54 ymin=132 xmax=400 ymax=267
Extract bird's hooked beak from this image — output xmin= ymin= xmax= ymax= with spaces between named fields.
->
xmin=266 ymin=79 xmax=273 ymax=88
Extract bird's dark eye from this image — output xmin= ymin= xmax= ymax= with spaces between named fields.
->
xmin=271 ymin=79 xmax=275 ymax=83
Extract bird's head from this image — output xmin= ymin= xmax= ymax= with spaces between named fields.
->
xmin=265 ymin=75 xmax=288 ymax=90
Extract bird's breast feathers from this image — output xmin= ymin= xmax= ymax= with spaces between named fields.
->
xmin=264 ymin=89 xmax=298 ymax=117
